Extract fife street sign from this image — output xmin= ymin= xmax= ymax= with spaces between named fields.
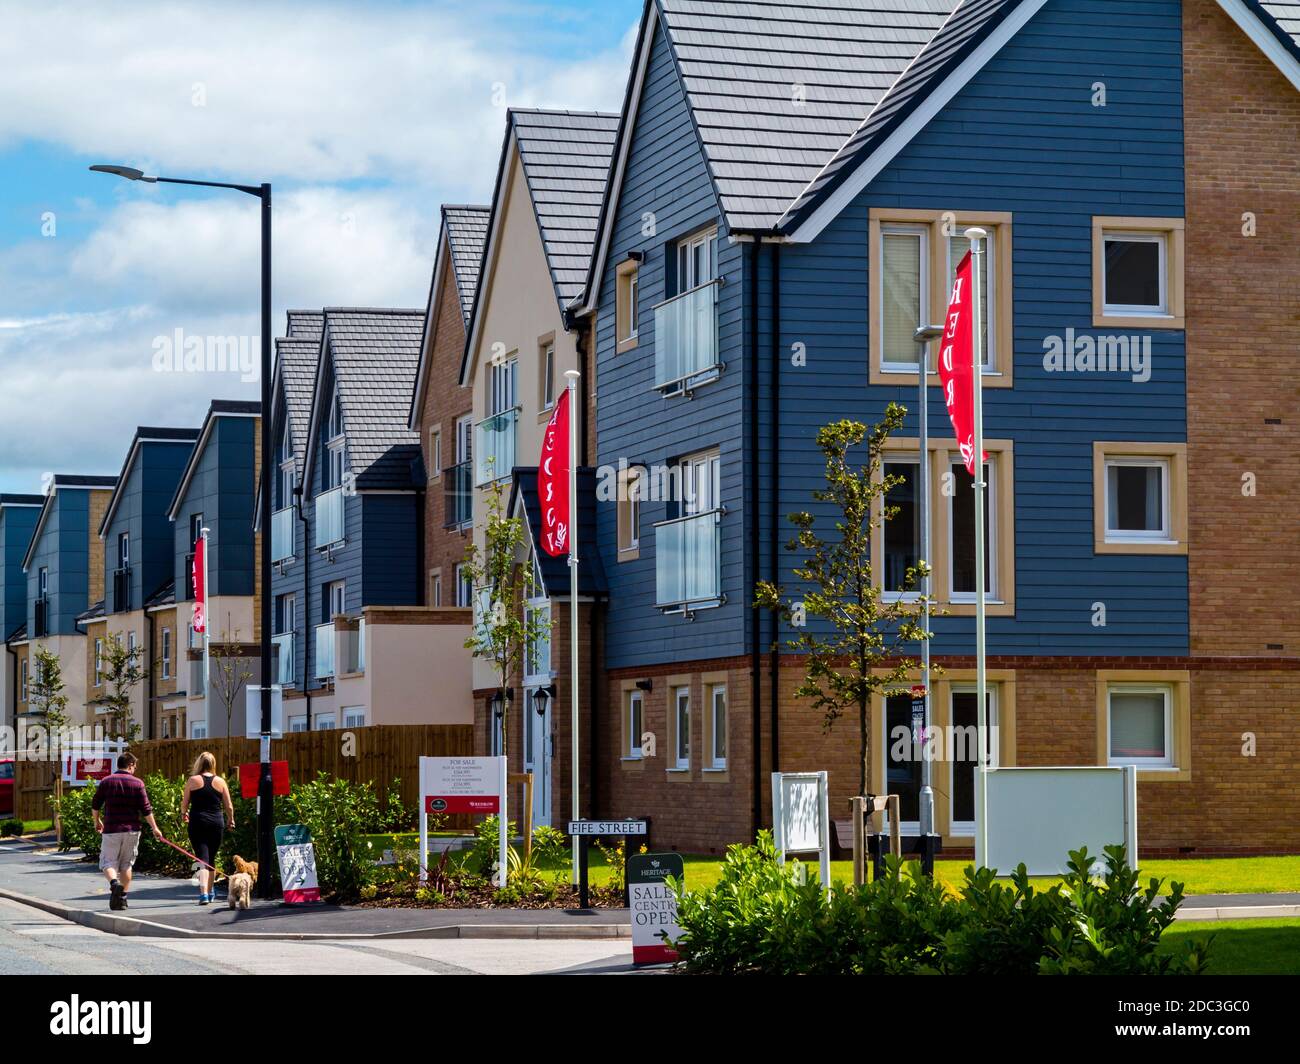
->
xmin=567 ymin=819 xmax=648 ymax=836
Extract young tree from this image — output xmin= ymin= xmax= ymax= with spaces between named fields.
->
xmin=755 ymin=404 xmax=936 ymax=797
xmin=210 ymin=628 xmax=253 ymax=765
xmin=30 ymin=646 xmax=71 ymax=841
xmin=461 ymin=475 xmax=551 ymax=763
xmin=101 ymin=634 xmax=145 ymax=743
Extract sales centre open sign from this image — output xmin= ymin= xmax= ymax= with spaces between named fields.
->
xmin=627 ymin=852 xmax=684 ymax=965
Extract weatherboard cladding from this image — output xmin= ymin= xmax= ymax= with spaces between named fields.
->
xmin=27 ymin=489 xmax=94 ymax=637
xmin=657 ymin=0 xmax=955 ymax=231
xmin=512 ymin=468 xmax=608 ymax=597
xmin=594 ymin=17 xmax=750 ymax=670
xmin=770 ymin=0 xmax=1188 ymax=655
xmin=442 ymin=206 xmax=490 ymax=324
xmin=511 ymin=109 xmax=620 ymax=307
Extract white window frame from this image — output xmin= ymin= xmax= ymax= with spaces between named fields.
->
xmin=278 ymin=420 xmax=295 ymax=504
xmin=947 ymin=455 xmax=999 ymax=603
xmin=626 ymin=690 xmax=643 ymax=759
xmin=1104 ymin=457 xmax=1171 ymax=543
xmin=326 ymin=581 xmax=346 ymax=621
xmin=94 ymin=638 xmax=103 ymax=687
xmin=948 ymin=685 xmax=1000 ymax=837
xmin=289 ymin=715 xmax=308 ymax=733
xmin=343 ymin=707 xmax=366 ymax=728
xmin=628 ymin=274 xmax=639 ymax=339
xmin=190 ymin=721 xmax=207 ymax=740
xmin=455 ymin=564 xmax=473 ymax=609
xmin=1101 ymin=231 xmax=1168 ymax=317
xmin=431 ymin=571 xmax=442 ymax=608
xmin=1107 ymin=684 xmax=1174 ymax=769
xmin=709 ymin=684 xmax=727 ymax=769
xmin=429 ymin=428 xmax=442 ymax=480
xmin=456 ymin=415 xmax=472 ymax=465
xmin=540 ymin=342 xmax=556 ymax=411
xmin=315 ymin=712 xmax=337 ymax=731
xmin=281 ymin=592 xmax=297 ymax=635
xmin=672 ymin=686 xmax=690 ymax=770
xmin=488 ymin=357 xmax=518 ymax=417
xmin=945 ymin=232 xmax=996 ymax=370
xmin=161 ymin=627 xmax=172 ymax=680
xmin=19 ymin=659 xmax=28 ymax=703
xmin=879 ymin=223 xmax=930 ymax=372
xmin=677 ymin=227 xmax=718 ymax=292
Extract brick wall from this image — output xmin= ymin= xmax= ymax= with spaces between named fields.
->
xmin=87 ymin=490 xmax=110 ymax=604
xmin=419 ymin=247 xmax=474 ymax=606
xmin=1183 ymin=0 xmax=1300 ymax=658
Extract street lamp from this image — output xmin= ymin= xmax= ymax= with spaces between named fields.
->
xmin=91 ymin=163 xmax=276 ymax=899
xmin=912 ymin=322 xmax=945 ymax=876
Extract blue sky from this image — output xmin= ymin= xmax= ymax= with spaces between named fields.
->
xmin=0 ymin=0 xmax=642 ymax=492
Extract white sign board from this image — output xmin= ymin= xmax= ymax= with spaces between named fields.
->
xmin=245 ymin=686 xmax=284 ymax=739
xmin=60 ymin=740 xmax=126 ymax=787
xmin=418 ymin=756 xmax=507 ymax=887
xmin=771 ymin=771 xmax=830 ymax=889
xmin=984 ymin=766 xmax=1138 ymax=876
xmin=567 ymin=820 xmax=648 ymax=836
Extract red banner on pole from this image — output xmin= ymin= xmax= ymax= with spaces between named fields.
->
xmin=537 ymin=389 xmax=571 ymax=557
xmin=191 ymin=536 xmax=206 ymax=633
xmin=239 ymin=761 xmax=290 ymax=799
xmin=938 ymin=251 xmax=986 ymax=477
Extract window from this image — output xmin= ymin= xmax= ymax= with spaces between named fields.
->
xmin=430 ymin=570 xmax=442 ymax=607
xmin=949 ymin=686 xmax=999 ymax=835
xmin=1093 ymin=443 xmax=1187 ymax=555
xmin=289 ymin=715 xmax=308 ymax=733
xmin=189 ymin=513 xmax=204 ymax=551
xmin=1107 ymin=686 xmax=1171 ymax=767
xmin=1092 ymin=217 xmax=1185 ymax=328
xmin=38 ymin=567 xmax=48 ymax=599
xmin=456 ymin=415 xmax=472 ymax=467
xmin=672 ymin=686 xmax=690 ymax=770
xmin=949 ymin=457 xmax=996 ymax=600
xmin=190 ymin=721 xmax=207 ymax=740
xmin=277 ymin=593 xmax=297 ymax=635
xmin=488 ymin=357 xmax=518 ymax=417
xmin=19 ymin=659 xmax=27 ymax=703
xmin=455 ymin=564 xmax=473 ymax=608
xmin=343 ymin=707 xmax=366 ymax=728
xmin=676 ymin=228 xmax=718 ymax=293
xmin=540 ymin=341 xmax=556 ymax=411
xmin=161 ymin=628 xmax=172 ymax=680
xmin=324 ymin=389 xmax=346 ymax=490
xmin=325 ymin=581 xmax=346 ymax=621
xmin=616 ymin=261 xmax=640 ymax=350
xmin=617 ymin=466 xmax=642 ymax=558
xmin=315 ymin=713 xmax=336 ymax=731
xmin=127 ymin=631 xmax=136 ymax=657
xmin=94 ymin=638 xmax=103 ymax=686
xmin=882 ymin=459 xmax=921 ymax=597
xmin=625 ymin=690 xmax=643 ymax=759
xmin=708 ymin=684 xmax=727 ymax=769
xmin=118 ymin=532 xmax=130 ymax=571
xmin=278 ymin=420 xmax=295 ymax=507
xmin=869 ymin=209 xmax=1014 ymax=386
xmin=429 ymin=429 xmax=441 ymax=480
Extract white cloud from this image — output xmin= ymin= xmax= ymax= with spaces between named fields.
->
xmin=0 ymin=1 xmax=634 ymax=188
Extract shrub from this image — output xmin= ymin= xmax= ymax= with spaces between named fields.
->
xmin=56 ymin=784 xmax=99 ymax=855
xmin=283 ymin=772 xmax=374 ymax=901
xmin=466 ymin=814 xmax=516 ymax=880
xmin=672 ymin=835 xmax=1207 ymax=976
xmin=531 ymin=825 xmax=568 ymax=866
xmin=0 ymin=818 xmax=23 ymax=837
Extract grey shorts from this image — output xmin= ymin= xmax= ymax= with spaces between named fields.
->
xmin=99 ymin=831 xmax=141 ymax=872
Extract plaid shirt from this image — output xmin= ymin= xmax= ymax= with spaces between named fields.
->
xmin=91 ymin=771 xmax=153 ymax=834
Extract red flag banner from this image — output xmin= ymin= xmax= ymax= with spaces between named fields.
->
xmin=191 ymin=535 xmax=206 ymax=634
xmin=938 ymin=250 xmax=987 ymax=477
xmin=538 ymin=388 xmax=571 ymax=557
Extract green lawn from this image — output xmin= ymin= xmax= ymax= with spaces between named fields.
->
xmin=1160 ymin=919 xmax=1300 ymax=975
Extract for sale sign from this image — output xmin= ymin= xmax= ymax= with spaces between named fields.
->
xmin=627 ymin=852 xmax=684 ymax=966
xmin=274 ymin=823 xmax=322 ymax=904
xmin=419 ymin=756 xmax=502 ymax=814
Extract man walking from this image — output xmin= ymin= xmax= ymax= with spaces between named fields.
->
xmin=91 ymin=753 xmax=163 ymax=910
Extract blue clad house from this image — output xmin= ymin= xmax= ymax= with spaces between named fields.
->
xmin=573 ymin=0 xmax=1299 ymax=854
xmin=165 ymin=400 xmax=262 ymax=740
xmin=0 ymin=495 xmax=44 ymax=729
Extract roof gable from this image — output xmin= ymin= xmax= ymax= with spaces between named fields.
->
xmin=98 ymin=428 xmax=199 ymax=537
xmin=1219 ymin=0 xmax=1300 ymax=90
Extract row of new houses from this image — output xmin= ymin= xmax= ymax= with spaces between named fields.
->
xmin=5 ymin=0 xmax=1299 ymax=855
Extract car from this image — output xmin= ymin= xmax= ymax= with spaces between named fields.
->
xmin=0 ymin=757 xmax=13 ymax=818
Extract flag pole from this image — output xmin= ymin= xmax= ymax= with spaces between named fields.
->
xmin=564 ymin=369 xmax=581 ymax=886
xmin=200 ymin=525 xmax=211 ymax=739
xmin=965 ymin=227 xmax=989 ymax=869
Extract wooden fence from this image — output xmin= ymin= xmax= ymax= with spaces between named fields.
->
xmin=13 ymin=724 xmax=475 ymax=826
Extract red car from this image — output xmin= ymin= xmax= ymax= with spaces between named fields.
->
xmin=0 ymin=757 xmax=13 ymax=818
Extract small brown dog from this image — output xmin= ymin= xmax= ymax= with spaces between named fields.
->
xmin=227 ymin=855 xmax=258 ymax=910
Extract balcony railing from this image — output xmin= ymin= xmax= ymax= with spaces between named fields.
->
xmin=112 ymin=567 xmax=131 ymax=612
xmin=314 ymin=486 xmax=345 ymax=549
xmin=272 ymin=632 xmax=294 ymax=686
xmin=443 ymin=460 xmax=473 ymax=528
xmin=33 ymin=598 xmax=49 ymax=639
xmin=315 ymin=622 xmax=336 ymax=679
xmin=474 ymin=408 xmax=519 ymax=486
xmin=655 ymin=508 xmax=723 ymax=612
xmin=271 ymin=506 xmax=295 ymax=563
xmin=653 ymin=280 xmax=721 ymax=395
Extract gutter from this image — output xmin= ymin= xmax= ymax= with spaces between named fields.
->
xmin=769 ymin=245 xmax=782 ymax=775
xmin=294 ymin=483 xmax=313 ymax=729
xmin=748 ymin=241 xmax=762 ymax=837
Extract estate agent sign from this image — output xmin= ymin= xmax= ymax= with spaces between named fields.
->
xmin=627 ymin=852 xmax=684 ymax=965
xmin=418 ymin=756 xmax=508 ymax=885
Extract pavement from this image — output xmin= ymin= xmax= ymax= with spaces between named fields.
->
xmin=0 ymin=836 xmax=633 ymax=942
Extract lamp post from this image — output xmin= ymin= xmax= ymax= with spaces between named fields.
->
xmin=90 ymin=164 xmax=275 ymax=898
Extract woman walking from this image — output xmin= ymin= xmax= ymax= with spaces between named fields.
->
xmin=181 ymin=752 xmax=235 ymax=905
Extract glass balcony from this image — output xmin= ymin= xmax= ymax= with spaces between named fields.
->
xmin=443 ymin=460 xmax=473 ymax=528
xmin=272 ymin=632 xmax=294 ymax=686
xmin=112 ymin=568 xmax=132 ymax=612
xmin=315 ymin=623 xmax=335 ymax=679
xmin=653 ymin=281 xmax=721 ymax=395
xmin=271 ymin=506 xmax=295 ymax=563
xmin=474 ymin=408 xmax=519 ymax=486
xmin=314 ymin=486 xmax=345 ymax=548
xmin=655 ymin=509 xmax=723 ymax=612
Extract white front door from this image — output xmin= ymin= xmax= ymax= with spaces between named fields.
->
xmin=523 ymin=690 xmax=551 ymax=828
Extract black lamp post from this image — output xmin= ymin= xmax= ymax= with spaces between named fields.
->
xmin=91 ymin=164 xmax=275 ymax=898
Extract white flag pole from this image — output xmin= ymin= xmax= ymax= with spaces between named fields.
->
xmin=965 ymin=228 xmax=989 ymax=869
xmin=564 ymin=369 xmax=582 ymax=886
xmin=200 ymin=526 xmax=211 ymax=739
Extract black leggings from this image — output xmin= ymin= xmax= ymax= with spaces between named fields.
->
xmin=187 ymin=819 xmax=224 ymax=872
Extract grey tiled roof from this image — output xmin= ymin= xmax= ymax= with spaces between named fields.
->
xmin=1256 ymin=1 xmax=1300 ymax=50
xmin=276 ymin=333 xmax=320 ymax=479
xmin=285 ymin=310 xmax=323 ymax=339
xmin=512 ymin=109 xmax=620 ymax=308
xmin=778 ymin=0 xmax=1026 ymax=232
xmin=321 ymin=309 xmax=425 ymax=490
xmin=442 ymin=206 xmax=490 ymax=324
xmin=658 ymin=0 xmax=956 ymax=231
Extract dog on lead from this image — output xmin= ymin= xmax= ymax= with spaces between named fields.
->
xmin=227 ymin=854 xmax=258 ymax=910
